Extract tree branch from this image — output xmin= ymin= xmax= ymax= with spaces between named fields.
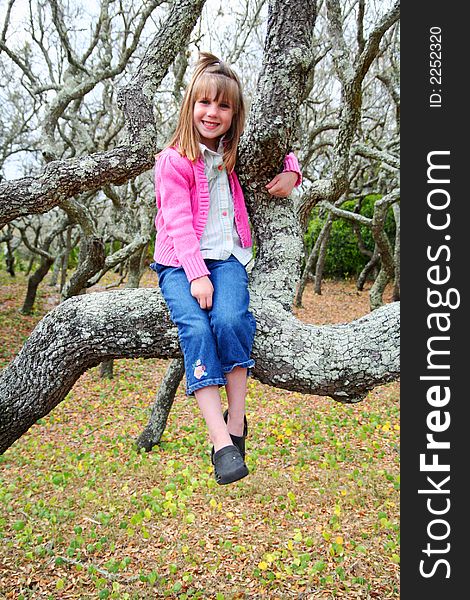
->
xmin=0 ymin=287 xmax=399 ymax=454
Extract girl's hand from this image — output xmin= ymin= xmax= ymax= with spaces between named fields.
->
xmin=190 ymin=276 xmax=214 ymax=309
xmin=265 ymin=171 xmax=299 ymax=197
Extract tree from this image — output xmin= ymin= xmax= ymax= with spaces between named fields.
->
xmin=0 ymin=0 xmax=400 ymax=455
xmin=293 ymin=0 xmax=400 ymax=307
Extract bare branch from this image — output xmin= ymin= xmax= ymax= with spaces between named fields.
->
xmin=354 ymin=1 xmax=400 ymax=87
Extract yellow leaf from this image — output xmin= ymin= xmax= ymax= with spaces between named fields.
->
xmin=265 ymin=553 xmax=274 ymax=564
xmin=56 ymin=579 xmax=65 ymax=590
xmin=335 ymin=536 xmax=344 ymax=545
xmin=258 ymin=561 xmax=268 ymax=570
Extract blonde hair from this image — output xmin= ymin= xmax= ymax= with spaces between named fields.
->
xmin=166 ymin=52 xmax=245 ymax=173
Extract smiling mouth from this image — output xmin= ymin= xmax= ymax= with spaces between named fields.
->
xmin=202 ymin=120 xmax=219 ymax=128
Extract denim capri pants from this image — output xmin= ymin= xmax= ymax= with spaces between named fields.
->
xmin=150 ymin=255 xmax=256 ymax=396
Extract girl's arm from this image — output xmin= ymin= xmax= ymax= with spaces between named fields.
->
xmin=266 ymin=152 xmax=302 ymax=197
xmin=156 ymin=153 xmax=210 ymax=282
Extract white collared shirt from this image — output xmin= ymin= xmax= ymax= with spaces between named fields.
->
xmin=198 ymin=142 xmax=253 ymax=266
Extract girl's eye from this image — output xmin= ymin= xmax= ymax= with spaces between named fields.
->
xmin=220 ymin=103 xmax=231 ymax=109
xmin=199 ymin=99 xmax=209 ymax=104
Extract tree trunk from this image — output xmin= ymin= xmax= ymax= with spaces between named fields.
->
xmin=5 ymin=234 xmax=16 ymax=277
xmin=356 ymin=245 xmax=380 ymax=291
xmin=60 ymin=227 xmax=73 ymax=293
xmin=314 ymin=220 xmax=332 ymax=295
xmin=136 ymin=358 xmax=185 ymax=451
xmin=61 ymin=235 xmax=105 ymax=300
xmin=49 ymin=255 xmax=61 ymax=287
xmin=295 ymin=214 xmax=333 ymax=306
xmin=100 ymin=360 xmax=114 ymax=379
xmin=126 ymin=244 xmax=147 ymax=289
xmin=369 ymin=267 xmax=390 ymax=311
xmin=20 ymin=256 xmax=55 ymax=315
xmin=392 ymin=202 xmax=400 ymax=301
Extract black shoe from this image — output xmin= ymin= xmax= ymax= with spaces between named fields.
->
xmin=213 ymin=445 xmax=249 ymax=485
xmin=211 ymin=410 xmax=248 ymax=463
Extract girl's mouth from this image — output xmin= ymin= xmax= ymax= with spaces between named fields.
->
xmin=202 ymin=120 xmax=219 ymax=129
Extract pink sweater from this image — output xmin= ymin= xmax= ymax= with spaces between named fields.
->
xmin=153 ymin=147 xmax=301 ymax=281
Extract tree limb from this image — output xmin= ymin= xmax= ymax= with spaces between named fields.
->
xmin=0 ymin=287 xmax=399 ymax=454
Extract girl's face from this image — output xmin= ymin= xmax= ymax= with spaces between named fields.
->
xmin=193 ymin=89 xmax=234 ymax=152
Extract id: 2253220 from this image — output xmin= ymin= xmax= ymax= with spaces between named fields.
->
xmin=429 ymin=26 xmax=442 ymax=108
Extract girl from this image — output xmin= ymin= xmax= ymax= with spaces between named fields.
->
xmin=151 ymin=52 xmax=301 ymax=485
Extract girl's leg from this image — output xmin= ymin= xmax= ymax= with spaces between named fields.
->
xmin=208 ymin=256 xmax=256 ymax=375
xmin=225 ymin=367 xmax=248 ymax=437
xmin=156 ymin=265 xmax=227 ymax=395
xmin=194 ymin=385 xmax=233 ymax=452
xmin=156 ymin=263 xmax=247 ymax=483
xmin=207 ymin=257 xmax=255 ymax=439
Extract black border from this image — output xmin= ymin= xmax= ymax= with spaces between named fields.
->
xmin=401 ymin=3 xmax=467 ymax=597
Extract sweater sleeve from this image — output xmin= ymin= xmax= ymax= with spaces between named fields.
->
xmin=156 ymin=153 xmax=210 ymax=282
xmin=282 ymin=152 xmax=302 ymax=187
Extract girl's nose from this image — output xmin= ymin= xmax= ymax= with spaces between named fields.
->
xmin=206 ymin=103 xmax=218 ymax=116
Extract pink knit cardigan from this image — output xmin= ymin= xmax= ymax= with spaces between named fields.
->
xmin=153 ymin=147 xmax=301 ymax=281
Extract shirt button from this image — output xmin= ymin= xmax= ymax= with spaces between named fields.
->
xmin=218 ymin=164 xmax=224 ymax=171
xmin=222 ymin=211 xmax=227 ymax=216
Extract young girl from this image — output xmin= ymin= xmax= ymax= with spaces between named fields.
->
xmin=151 ymin=52 xmax=301 ymax=485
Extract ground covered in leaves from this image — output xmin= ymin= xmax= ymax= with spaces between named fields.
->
xmin=0 ymin=271 xmax=399 ymax=599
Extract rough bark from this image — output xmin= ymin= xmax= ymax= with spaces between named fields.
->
xmin=369 ymin=267 xmax=390 ymax=311
xmin=313 ymin=218 xmax=332 ymax=296
xmin=0 ymin=287 xmax=399 ymax=454
xmin=0 ymin=147 xmax=153 ymax=227
xmin=98 ymin=244 xmax=149 ymax=379
xmin=237 ymin=0 xmax=317 ymax=310
xmin=126 ymin=245 xmax=148 ymax=289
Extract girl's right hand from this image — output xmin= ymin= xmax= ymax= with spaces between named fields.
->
xmin=190 ymin=276 xmax=214 ymax=309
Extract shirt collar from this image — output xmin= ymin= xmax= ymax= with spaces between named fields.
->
xmin=199 ymin=136 xmax=225 ymax=156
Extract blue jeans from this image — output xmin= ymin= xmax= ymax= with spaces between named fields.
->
xmin=151 ymin=255 xmax=256 ymax=396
